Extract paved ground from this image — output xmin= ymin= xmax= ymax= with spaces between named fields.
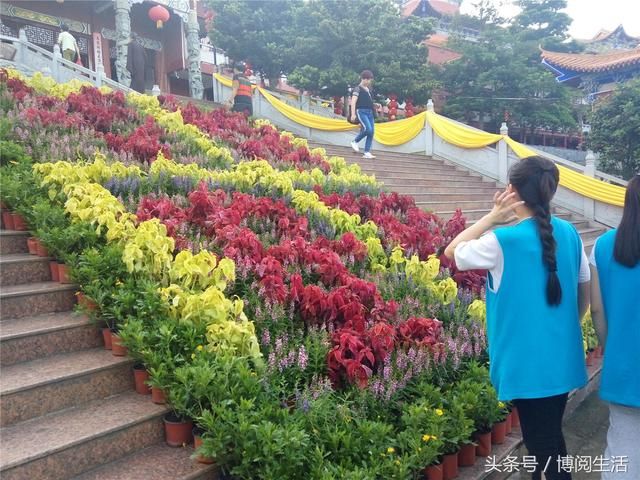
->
xmin=508 ymin=390 xmax=610 ymax=480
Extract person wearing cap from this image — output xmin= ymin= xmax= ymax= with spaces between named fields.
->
xmin=228 ymin=63 xmax=253 ymax=116
xmin=57 ymin=24 xmax=80 ymax=62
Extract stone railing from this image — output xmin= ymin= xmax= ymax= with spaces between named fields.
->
xmin=1 ymin=31 xmax=133 ymax=93
xmin=212 ymin=75 xmax=625 ymax=227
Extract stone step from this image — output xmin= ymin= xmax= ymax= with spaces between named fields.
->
xmin=71 ymin=443 xmax=218 ymax=480
xmin=418 ymin=199 xmax=497 ymax=212
xmin=387 ymin=185 xmax=500 ymax=195
xmin=0 ymin=312 xmax=102 ymax=366
xmin=318 ymin=145 xmax=434 ymax=162
xmin=0 ymin=391 xmax=167 ymax=480
xmin=358 ymin=165 xmax=464 ymax=176
xmin=577 ymin=226 xmax=607 ymax=243
xmin=344 ymin=156 xmax=449 ymax=168
xmin=405 ymin=192 xmax=497 ymax=203
xmin=0 ymin=281 xmax=77 ymax=319
xmin=0 ymin=230 xmax=29 ymax=255
xmin=370 ymin=171 xmax=483 ymax=182
xmin=379 ymin=177 xmax=496 ymax=188
xmin=0 ymin=253 xmax=52 ymax=286
xmin=1 ymin=348 xmax=134 ymax=426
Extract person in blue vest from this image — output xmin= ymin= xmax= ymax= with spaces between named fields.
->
xmin=445 ymin=156 xmax=590 ymax=480
xmin=589 ymin=174 xmax=640 ymax=479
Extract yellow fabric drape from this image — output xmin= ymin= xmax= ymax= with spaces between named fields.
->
xmin=258 ymin=87 xmax=357 ymax=132
xmin=374 ymin=111 xmax=428 ymax=146
xmin=426 ymin=111 xmax=502 ymax=148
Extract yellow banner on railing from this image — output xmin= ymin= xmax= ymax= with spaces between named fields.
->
xmin=426 ymin=111 xmax=501 ymax=149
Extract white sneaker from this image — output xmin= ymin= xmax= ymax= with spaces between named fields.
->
xmin=350 ymin=141 xmax=360 ymax=153
xmin=362 ymin=152 xmax=375 ymax=159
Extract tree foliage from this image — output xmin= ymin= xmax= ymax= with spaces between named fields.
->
xmin=587 ymin=79 xmax=640 ymax=180
xmin=439 ymin=0 xmax=579 ymax=133
xmin=207 ymin=0 xmax=435 ymax=101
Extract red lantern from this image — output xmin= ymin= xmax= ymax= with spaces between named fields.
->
xmin=333 ymin=96 xmax=343 ymax=115
xmin=149 ymin=5 xmax=170 ymax=29
xmin=405 ymin=97 xmax=415 ymax=117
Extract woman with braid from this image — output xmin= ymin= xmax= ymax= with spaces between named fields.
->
xmin=445 ymin=156 xmax=590 ymax=480
xmin=589 ymin=175 xmax=639 ymax=479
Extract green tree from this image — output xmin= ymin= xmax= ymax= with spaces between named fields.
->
xmin=438 ymin=0 xmax=580 ymax=134
xmin=208 ymin=0 xmax=435 ymax=102
xmin=587 ymin=79 xmax=640 ymax=180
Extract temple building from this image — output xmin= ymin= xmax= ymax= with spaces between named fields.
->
xmin=541 ymin=25 xmax=640 ymax=103
xmin=0 ymin=0 xmax=217 ymax=99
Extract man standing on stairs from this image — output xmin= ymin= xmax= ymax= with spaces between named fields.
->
xmin=350 ymin=70 xmax=376 ymax=159
xmin=57 ymin=24 xmax=80 ymax=63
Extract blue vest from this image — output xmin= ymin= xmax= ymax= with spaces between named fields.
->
xmin=486 ymin=217 xmax=587 ymax=400
xmin=594 ymin=230 xmax=640 ymax=408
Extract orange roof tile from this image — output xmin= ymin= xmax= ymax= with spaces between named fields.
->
xmin=429 ymin=0 xmax=459 ymax=16
xmin=541 ymin=47 xmax=640 ymax=73
xmin=402 ymin=0 xmax=420 ymax=17
xmin=424 ymin=33 xmax=449 ymax=46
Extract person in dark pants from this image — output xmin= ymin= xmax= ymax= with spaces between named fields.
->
xmin=349 ymin=70 xmax=376 ymax=159
xmin=445 ymin=156 xmax=591 ymax=480
xmin=590 ymin=175 xmax=640 ymax=479
xmin=127 ymin=34 xmax=146 ymax=94
xmin=228 ymin=64 xmax=253 ymax=116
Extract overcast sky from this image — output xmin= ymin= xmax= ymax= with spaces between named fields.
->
xmin=459 ymin=0 xmax=640 ymax=39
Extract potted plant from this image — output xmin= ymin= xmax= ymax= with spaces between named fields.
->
xmin=118 ymin=319 xmax=151 ymax=394
xmin=441 ymin=394 xmax=475 ymax=469
xmin=491 ymin=401 xmax=509 ymax=445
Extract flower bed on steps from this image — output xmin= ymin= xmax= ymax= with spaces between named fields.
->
xmin=0 ymin=69 xmax=561 ymax=479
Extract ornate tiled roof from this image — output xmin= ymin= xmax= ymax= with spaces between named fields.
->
xmin=541 ymin=47 xmax=640 ymax=73
xmin=580 ymin=25 xmax=640 ymax=44
xmin=402 ymin=0 xmax=459 ymax=18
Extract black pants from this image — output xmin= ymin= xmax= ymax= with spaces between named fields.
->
xmin=232 ymin=97 xmax=253 ymax=116
xmin=513 ymin=392 xmax=571 ymax=480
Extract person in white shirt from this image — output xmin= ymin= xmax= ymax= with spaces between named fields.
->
xmin=57 ymin=24 xmax=79 ymax=62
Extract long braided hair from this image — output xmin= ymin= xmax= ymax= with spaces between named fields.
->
xmin=509 ymin=156 xmax=562 ymax=305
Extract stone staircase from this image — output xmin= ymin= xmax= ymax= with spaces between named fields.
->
xmin=317 ymin=144 xmax=607 ymax=252
xmin=0 ymin=228 xmax=216 ymax=480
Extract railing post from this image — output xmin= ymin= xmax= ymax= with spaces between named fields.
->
xmin=583 ymin=150 xmax=596 ymax=220
xmin=151 ymin=84 xmax=161 ymax=96
xmin=425 ymin=99 xmax=434 ymax=156
xmin=498 ymin=122 xmax=509 ymax=184
xmin=96 ymin=63 xmax=105 ymax=87
xmin=17 ymin=29 xmax=27 ymax=66
xmin=52 ymin=44 xmax=61 ymax=82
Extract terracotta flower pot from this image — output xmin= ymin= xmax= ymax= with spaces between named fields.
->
xmin=77 ymin=292 xmax=97 ymax=312
xmin=11 ymin=213 xmax=27 ymax=231
xmin=133 ymin=366 xmax=151 ymax=395
xmin=36 ymin=242 xmax=49 ymax=257
xmin=164 ymin=413 xmax=193 ymax=447
xmin=442 ymin=451 xmax=459 ymax=480
xmin=152 ymin=387 xmax=166 ymax=404
xmin=2 ymin=211 xmax=15 ymax=230
xmin=27 ymin=237 xmax=38 ymax=255
xmin=111 ymin=333 xmax=128 ymax=357
xmin=458 ymin=443 xmax=476 ymax=467
xmin=102 ymin=328 xmax=113 ymax=350
xmin=511 ymin=407 xmax=520 ymax=427
xmin=49 ymin=261 xmax=59 ymax=282
xmin=193 ymin=431 xmax=215 ymax=464
xmin=474 ymin=431 xmax=492 ymax=456
xmin=58 ymin=263 xmax=72 ymax=284
xmin=491 ymin=421 xmax=507 ymax=445
xmin=424 ymin=463 xmax=443 ymax=480
xmin=505 ymin=411 xmax=513 ymax=434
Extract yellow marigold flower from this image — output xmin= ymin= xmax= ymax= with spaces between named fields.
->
xmin=498 ymin=401 xmax=506 ymax=409
xmin=422 ymin=434 xmax=432 ymax=442
xmin=395 ymin=460 xmax=401 ymax=466
xmin=387 ymin=447 xmax=395 ymax=454
xmin=435 ymin=408 xmax=444 ymax=416
xmin=196 ymin=345 xmax=204 ymax=351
